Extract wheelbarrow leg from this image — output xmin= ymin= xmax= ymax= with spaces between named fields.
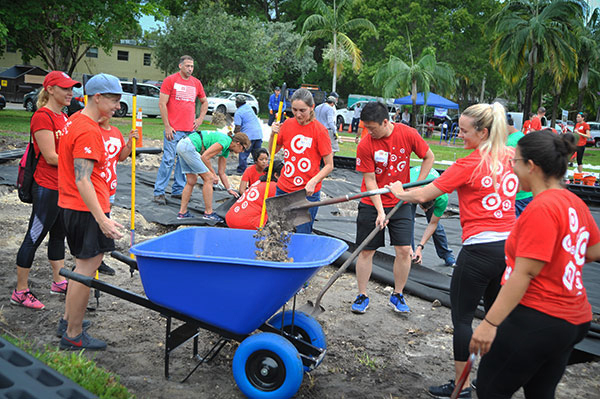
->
xmin=181 ymin=338 xmax=229 ymax=383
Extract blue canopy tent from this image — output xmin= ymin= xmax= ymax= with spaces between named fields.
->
xmin=394 ymin=93 xmax=459 ymax=141
xmin=393 ymin=92 xmax=458 ymax=109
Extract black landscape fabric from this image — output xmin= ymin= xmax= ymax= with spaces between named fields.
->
xmin=0 ymin=153 xmax=598 ymax=356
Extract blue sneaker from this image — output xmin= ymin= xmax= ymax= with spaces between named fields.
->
xmin=351 ymin=294 xmax=369 ymax=314
xmin=177 ymin=211 xmax=192 ymax=220
xmin=389 ymin=292 xmax=410 ymax=313
xmin=203 ymin=212 xmax=224 ymax=222
xmin=445 ymin=257 xmax=456 ymax=267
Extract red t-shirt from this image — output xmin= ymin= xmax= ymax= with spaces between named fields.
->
xmin=226 ymin=181 xmax=277 ymax=229
xmin=276 ymin=118 xmax=332 ymax=193
xmin=31 ymin=108 xmax=68 ymax=190
xmin=502 ymin=189 xmax=599 ymax=325
xmin=100 ymin=125 xmax=126 ymax=196
xmin=433 ymin=149 xmax=516 ymax=242
xmin=241 ymin=164 xmax=264 ymax=188
xmin=356 ymin=123 xmax=429 ymax=207
xmin=161 ymin=72 xmax=206 ymax=132
xmin=522 ymin=120 xmax=531 ymax=135
xmin=575 ymin=122 xmax=590 ymax=147
xmin=529 ymin=115 xmax=542 ymax=132
xmin=58 ymin=113 xmax=110 ymax=213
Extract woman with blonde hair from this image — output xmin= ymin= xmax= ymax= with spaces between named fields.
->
xmin=12 ymin=72 xmax=81 ymax=310
xmin=176 ymin=130 xmax=250 ymax=222
xmin=389 ymin=102 xmax=517 ymax=398
xmin=268 ymin=88 xmax=333 ymax=233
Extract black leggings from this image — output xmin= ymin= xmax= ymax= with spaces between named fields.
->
xmin=576 ymin=145 xmax=585 ymax=165
xmin=477 ymin=305 xmax=590 ymax=399
xmin=450 ymin=240 xmax=506 ymax=361
xmin=16 ymin=181 xmax=65 ymax=268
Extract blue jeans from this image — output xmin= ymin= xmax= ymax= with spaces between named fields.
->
xmin=153 ymin=130 xmax=190 ymax=196
xmin=275 ymin=187 xmax=320 ymax=234
xmin=515 ymin=196 xmax=533 ymax=218
xmin=237 ymin=139 xmax=263 ymax=173
xmin=411 ymin=205 xmax=454 ymax=264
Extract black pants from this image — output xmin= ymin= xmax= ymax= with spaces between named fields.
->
xmin=477 ymin=305 xmax=590 ymax=399
xmin=576 ymin=145 xmax=585 ymax=165
xmin=16 ymin=181 xmax=65 ymax=268
xmin=451 ymin=240 xmax=506 ymax=361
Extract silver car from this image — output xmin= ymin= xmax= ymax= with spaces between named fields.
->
xmin=207 ymin=91 xmax=259 ymax=115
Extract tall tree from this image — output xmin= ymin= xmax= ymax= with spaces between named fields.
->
xmin=0 ymin=1 xmax=165 ymax=74
xmin=489 ymin=0 xmax=584 ymax=122
xmin=373 ymin=45 xmax=455 ymax=127
xmin=154 ymin=8 xmax=315 ymax=91
xmin=575 ymin=7 xmax=600 ymax=112
xmin=299 ymin=0 xmax=378 ymax=92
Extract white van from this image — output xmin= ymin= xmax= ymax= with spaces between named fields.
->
xmin=507 ymin=112 xmax=524 ymax=131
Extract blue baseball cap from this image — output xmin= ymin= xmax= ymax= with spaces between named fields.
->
xmin=85 ymin=73 xmax=125 ymax=96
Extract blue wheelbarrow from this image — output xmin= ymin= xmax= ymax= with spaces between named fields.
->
xmin=60 ymin=226 xmax=347 ymax=399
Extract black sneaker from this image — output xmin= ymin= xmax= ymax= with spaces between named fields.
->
xmin=171 ymin=193 xmax=182 ymax=199
xmin=98 ymin=261 xmax=115 ymax=276
xmin=56 ymin=318 xmax=92 ymax=338
xmin=470 ymin=379 xmax=477 ymax=390
xmin=60 ymin=330 xmax=106 ymax=351
xmin=427 ymin=380 xmax=472 ymax=398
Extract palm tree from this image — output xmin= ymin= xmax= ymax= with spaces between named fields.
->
xmin=299 ymin=0 xmax=378 ymax=92
xmin=489 ymin=0 xmax=584 ymax=122
xmin=575 ymin=7 xmax=600 ymax=112
xmin=373 ymin=43 xmax=455 ymax=128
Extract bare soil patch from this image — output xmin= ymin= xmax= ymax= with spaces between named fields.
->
xmin=0 ymin=137 xmax=598 ymax=398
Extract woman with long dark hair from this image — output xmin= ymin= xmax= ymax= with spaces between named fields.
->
xmin=470 ymin=130 xmax=600 ymax=398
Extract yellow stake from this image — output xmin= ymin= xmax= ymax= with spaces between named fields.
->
xmin=259 ymin=85 xmax=286 ymax=227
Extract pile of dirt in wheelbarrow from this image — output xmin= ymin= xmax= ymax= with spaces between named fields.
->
xmin=0 ymin=143 xmax=598 ymax=398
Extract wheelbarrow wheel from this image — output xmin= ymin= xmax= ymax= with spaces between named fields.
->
xmin=269 ymin=310 xmax=326 ymax=371
xmin=233 ymin=332 xmax=303 ymax=399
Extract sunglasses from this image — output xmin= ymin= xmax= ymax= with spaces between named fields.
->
xmin=508 ymin=158 xmax=526 ymax=167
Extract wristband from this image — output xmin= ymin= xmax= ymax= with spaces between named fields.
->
xmin=484 ymin=317 xmax=499 ymax=328
xmin=417 ymin=244 xmax=425 ymax=249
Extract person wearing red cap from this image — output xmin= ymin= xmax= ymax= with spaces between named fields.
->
xmin=12 ymin=71 xmax=81 ymax=311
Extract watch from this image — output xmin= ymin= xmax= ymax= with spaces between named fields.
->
xmin=417 ymin=244 xmax=425 ymax=249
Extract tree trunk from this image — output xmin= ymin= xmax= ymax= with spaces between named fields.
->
xmin=522 ymin=67 xmax=535 ymax=124
xmin=479 ymin=75 xmax=486 ymax=103
xmin=551 ymin=86 xmax=561 ymax=128
xmin=577 ymin=90 xmax=585 ymax=113
xmin=577 ymin=63 xmax=589 ymax=112
xmin=410 ymin=80 xmax=417 ymax=127
xmin=332 ymin=32 xmax=337 ymax=92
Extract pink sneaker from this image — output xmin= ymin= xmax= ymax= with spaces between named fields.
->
xmin=51 ymin=280 xmax=68 ymax=295
xmin=10 ymin=289 xmax=45 ymax=310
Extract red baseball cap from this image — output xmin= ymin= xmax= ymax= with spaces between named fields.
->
xmin=43 ymin=71 xmax=82 ymax=89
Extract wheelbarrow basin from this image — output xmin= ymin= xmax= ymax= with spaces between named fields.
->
xmin=130 ymin=227 xmax=347 ymax=335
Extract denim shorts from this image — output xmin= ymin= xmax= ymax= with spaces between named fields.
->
xmin=176 ymin=137 xmax=209 ymax=175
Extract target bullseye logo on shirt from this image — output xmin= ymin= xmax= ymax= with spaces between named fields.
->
xmin=290 ymin=135 xmax=313 ymax=154
xmin=480 ymin=170 xmax=518 ymax=219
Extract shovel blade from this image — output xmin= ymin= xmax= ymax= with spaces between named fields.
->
xmin=299 ymin=300 xmax=325 ymax=316
xmin=265 ymin=189 xmax=312 ymax=227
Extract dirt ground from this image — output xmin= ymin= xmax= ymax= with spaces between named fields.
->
xmin=0 ymin=137 xmax=599 ymax=398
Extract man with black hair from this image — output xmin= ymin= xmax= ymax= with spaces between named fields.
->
xmin=351 ymin=101 xmax=435 ymax=314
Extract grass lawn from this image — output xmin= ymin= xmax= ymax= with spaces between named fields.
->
xmin=2 ymin=109 xmax=599 ymax=172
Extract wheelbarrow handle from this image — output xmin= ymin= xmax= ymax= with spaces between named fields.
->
xmin=111 ymin=250 xmax=138 ymax=270
xmin=59 ymin=268 xmax=93 ymax=287
xmin=290 ymin=177 xmax=436 ymax=211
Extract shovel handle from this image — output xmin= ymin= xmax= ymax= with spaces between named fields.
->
xmin=291 ymin=177 xmax=435 ymax=211
xmin=311 ymin=200 xmax=405 ymax=311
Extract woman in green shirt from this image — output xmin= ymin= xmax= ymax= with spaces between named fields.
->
xmin=176 ymin=131 xmax=250 ymax=221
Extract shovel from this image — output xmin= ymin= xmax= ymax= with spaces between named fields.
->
xmin=297 ymin=177 xmax=435 ymax=316
xmin=266 ymin=178 xmax=435 ymax=227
